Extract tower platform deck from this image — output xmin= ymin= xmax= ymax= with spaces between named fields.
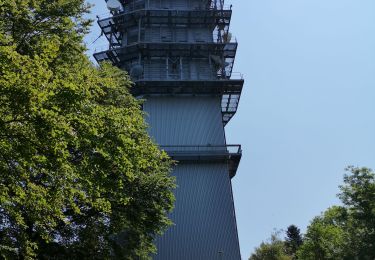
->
xmin=160 ymin=145 xmax=242 ymax=178
xmin=98 ymin=9 xmax=232 ymax=44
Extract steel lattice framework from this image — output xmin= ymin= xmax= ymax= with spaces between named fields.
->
xmin=94 ymin=0 xmax=243 ymax=126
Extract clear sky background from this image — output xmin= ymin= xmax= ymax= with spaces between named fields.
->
xmin=85 ymin=0 xmax=375 ymax=258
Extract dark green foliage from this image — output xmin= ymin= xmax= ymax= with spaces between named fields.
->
xmin=285 ymin=225 xmax=303 ymax=258
xmin=250 ymin=167 xmax=375 ymax=260
xmin=249 ymin=231 xmax=292 ymax=260
xmin=0 ymin=0 xmax=175 ymax=259
xmin=339 ymin=166 xmax=375 ymax=259
xmin=296 ymin=206 xmax=349 ymax=260
xmin=297 ymin=167 xmax=375 ymax=260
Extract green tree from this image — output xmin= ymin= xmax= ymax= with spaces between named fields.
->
xmin=285 ymin=225 xmax=303 ymax=258
xmin=297 ymin=167 xmax=375 ymax=260
xmin=250 ymin=167 xmax=375 ymax=260
xmin=339 ymin=166 xmax=375 ymax=259
xmin=0 ymin=0 xmax=175 ymax=259
xmin=296 ymin=206 xmax=349 ymax=260
xmin=249 ymin=231 xmax=292 ymax=260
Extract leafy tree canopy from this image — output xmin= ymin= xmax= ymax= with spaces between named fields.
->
xmin=249 ymin=231 xmax=292 ymax=260
xmin=298 ymin=166 xmax=375 ymax=260
xmin=249 ymin=167 xmax=374 ymax=260
xmin=339 ymin=166 xmax=375 ymax=257
xmin=296 ymin=206 xmax=349 ymax=260
xmin=0 ymin=0 xmax=175 ymax=259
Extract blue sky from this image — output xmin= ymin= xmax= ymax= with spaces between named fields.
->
xmin=85 ymin=0 xmax=375 ymax=258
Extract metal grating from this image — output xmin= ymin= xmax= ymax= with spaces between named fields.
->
xmin=97 ymin=9 xmax=232 ymax=45
xmin=93 ymin=0 xmax=244 ymax=126
xmin=93 ymin=42 xmax=238 ymax=79
xmin=118 ymin=0 xmax=227 ymax=12
xmin=221 ymin=93 xmax=241 ymax=125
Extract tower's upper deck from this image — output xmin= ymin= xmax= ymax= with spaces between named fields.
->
xmin=93 ymin=0 xmax=243 ymax=125
xmin=117 ymin=0 xmax=227 ymax=12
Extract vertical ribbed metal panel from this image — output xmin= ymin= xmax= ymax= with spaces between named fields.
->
xmin=144 ymin=96 xmax=225 ymax=146
xmin=145 ymin=27 xmax=161 ymax=42
xmin=150 ymin=0 xmax=188 ymax=10
xmin=144 ymin=59 xmax=165 ymax=80
xmin=161 ymin=27 xmax=173 ymax=42
xmin=153 ymin=163 xmax=241 ymax=260
xmin=189 ymin=0 xmax=204 ymax=10
xmin=161 ymin=0 xmax=170 ymax=9
xmin=149 ymin=0 xmax=159 ymax=9
xmin=187 ymin=59 xmax=215 ymax=80
xmin=189 ymin=28 xmax=212 ymax=42
xmin=137 ymin=1 xmax=242 ymax=259
xmin=174 ymin=0 xmax=188 ymax=10
xmin=143 ymin=96 xmax=241 ymax=259
xmin=181 ymin=58 xmax=190 ymax=80
xmin=176 ymin=28 xmax=188 ymax=42
xmin=197 ymin=59 xmax=214 ymax=80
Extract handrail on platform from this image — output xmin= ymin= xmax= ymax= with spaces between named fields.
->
xmin=160 ymin=144 xmax=242 ymax=154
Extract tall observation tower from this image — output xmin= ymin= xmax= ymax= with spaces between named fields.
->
xmin=94 ymin=0 xmax=244 ymax=259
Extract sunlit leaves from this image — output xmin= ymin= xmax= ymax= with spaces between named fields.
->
xmin=297 ymin=167 xmax=375 ymax=259
xmin=0 ymin=0 xmax=175 ymax=259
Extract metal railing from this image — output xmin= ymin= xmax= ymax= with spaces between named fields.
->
xmin=160 ymin=145 xmax=242 ymax=155
xmin=229 ymin=72 xmax=244 ymax=80
xmin=160 ymin=144 xmax=242 ymax=177
xmin=119 ymin=0 xmax=232 ymax=13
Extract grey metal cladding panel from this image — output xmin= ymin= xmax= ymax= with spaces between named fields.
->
xmin=143 ymin=96 xmax=225 ymax=145
xmin=189 ymin=0 xmax=206 ymax=10
xmin=145 ymin=27 xmax=161 ymax=42
xmin=174 ymin=0 xmax=188 ymax=10
xmin=154 ymin=164 xmax=241 ymax=260
xmin=189 ymin=28 xmax=212 ymax=42
xmin=144 ymin=27 xmax=212 ymax=44
xmin=156 ymin=0 xmax=195 ymax=10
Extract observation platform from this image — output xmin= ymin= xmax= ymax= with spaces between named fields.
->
xmin=160 ymin=145 xmax=242 ymax=178
xmin=92 ymin=0 xmax=243 ymax=126
xmin=118 ymin=0 xmax=227 ymax=12
xmin=97 ymin=9 xmax=232 ymax=47
xmin=132 ymin=78 xmax=243 ymax=125
xmin=93 ymin=42 xmax=237 ymax=67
